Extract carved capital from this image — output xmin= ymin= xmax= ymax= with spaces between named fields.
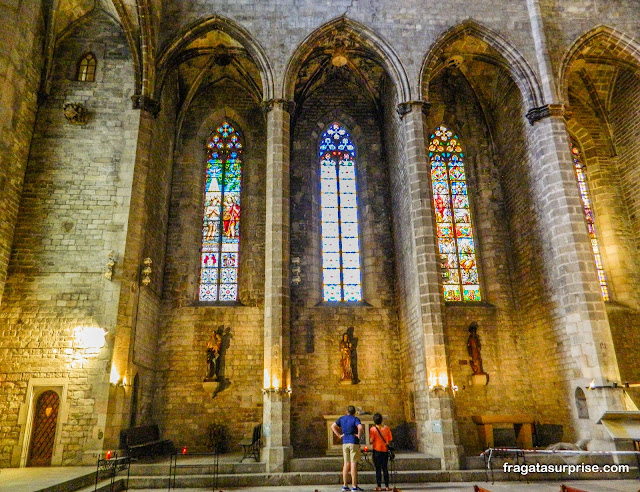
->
xmin=396 ymin=100 xmax=431 ymax=119
xmin=131 ymin=94 xmax=161 ymax=117
xmin=525 ymin=103 xmax=565 ymax=125
xmin=262 ymin=98 xmax=295 ymax=115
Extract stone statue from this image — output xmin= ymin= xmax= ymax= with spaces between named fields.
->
xmin=340 ymin=332 xmax=354 ymax=383
xmin=205 ymin=331 xmax=223 ymax=381
xmin=467 ymin=322 xmax=485 ymax=376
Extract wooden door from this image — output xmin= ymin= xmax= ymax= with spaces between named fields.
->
xmin=27 ymin=390 xmax=59 ymax=466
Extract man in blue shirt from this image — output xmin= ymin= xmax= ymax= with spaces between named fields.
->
xmin=331 ymin=405 xmax=364 ymax=491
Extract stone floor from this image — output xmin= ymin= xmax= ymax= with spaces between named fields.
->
xmin=0 ymin=466 xmax=93 ymax=492
xmin=1 ymin=466 xmax=640 ymax=492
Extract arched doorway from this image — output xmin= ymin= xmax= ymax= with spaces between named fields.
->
xmin=27 ymin=390 xmax=60 ymax=466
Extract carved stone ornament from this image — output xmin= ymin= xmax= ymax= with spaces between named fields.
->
xmin=63 ymin=102 xmax=88 ymax=125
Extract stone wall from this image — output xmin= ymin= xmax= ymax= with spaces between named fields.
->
xmin=155 ymin=80 xmax=266 ymax=449
xmin=0 ymin=11 xmax=138 ymax=466
xmin=0 ymin=1 xmax=45 ymax=304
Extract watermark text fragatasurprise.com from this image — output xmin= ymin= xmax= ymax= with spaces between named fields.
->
xmin=503 ymin=462 xmax=629 ymax=476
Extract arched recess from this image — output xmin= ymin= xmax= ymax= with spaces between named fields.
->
xmin=560 ymin=26 xmax=640 ymax=405
xmin=420 ymin=20 xmax=543 ymax=109
xmin=283 ymin=16 xmax=411 ymax=104
xmin=558 ymin=25 xmax=640 ymax=105
xmin=154 ymin=14 xmax=274 ymax=103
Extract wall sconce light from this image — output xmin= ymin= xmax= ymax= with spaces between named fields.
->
xmin=141 ymin=257 xmax=152 ymax=286
xmin=74 ymin=326 xmax=107 ymax=350
xmin=104 ymin=251 xmax=116 ymax=280
xmin=587 ymin=379 xmax=640 ymax=390
xmin=428 ymin=371 xmax=451 ymax=393
xmin=261 ymin=369 xmax=292 ymax=396
xmin=109 ymin=365 xmax=129 ymax=387
xmin=291 ymin=257 xmax=301 ymax=285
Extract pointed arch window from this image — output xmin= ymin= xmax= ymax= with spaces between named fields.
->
xmin=199 ymin=122 xmax=243 ymax=302
xmin=571 ymin=143 xmax=609 ymax=301
xmin=429 ymin=126 xmax=481 ymax=302
xmin=77 ymin=53 xmax=96 ymax=82
xmin=320 ymin=123 xmax=362 ymax=302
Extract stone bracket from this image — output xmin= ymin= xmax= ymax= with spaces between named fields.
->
xmin=526 ymin=103 xmax=565 ymax=125
xmin=131 ymin=94 xmax=161 ymax=117
xmin=396 ymin=100 xmax=431 ymax=119
xmin=262 ymin=98 xmax=296 ymax=116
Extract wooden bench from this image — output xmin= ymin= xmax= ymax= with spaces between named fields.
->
xmin=472 ymin=414 xmax=534 ymax=450
xmin=239 ymin=424 xmax=261 ymax=462
xmin=120 ymin=424 xmax=173 ymax=459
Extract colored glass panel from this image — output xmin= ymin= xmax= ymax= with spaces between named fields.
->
xmin=199 ymin=122 xmax=243 ymax=301
xmin=571 ymin=143 xmax=609 ymax=301
xmin=77 ymin=53 xmax=96 ymax=82
xmin=320 ymin=123 xmax=362 ymax=302
xmin=429 ymin=125 xmax=481 ymax=301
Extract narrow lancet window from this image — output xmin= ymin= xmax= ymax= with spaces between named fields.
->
xmin=320 ymin=123 xmax=362 ymax=302
xmin=199 ymin=122 xmax=243 ymax=302
xmin=429 ymin=126 xmax=481 ymax=301
xmin=571 ymin=143 xmax=609 ymax=301
xmin=77 ymin=53 xmax=96 ymax=82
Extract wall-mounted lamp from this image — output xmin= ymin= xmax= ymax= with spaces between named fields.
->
xmin=141 ymin=257 xmax=152 ymax=286
xmin=109 ymin=364 xmax=129 ymax=387
xmin=262 ymin=369 xmax=292 ymax=396
xmin=588 ymin=379 xmax=640 ymax=390
xmin=104 ymin=251 xmax=116 ymax=280
xmin=74 ymin=326 xmax=106 ymax=350
xmin=291 ymin=257 xmax=301 ymax=285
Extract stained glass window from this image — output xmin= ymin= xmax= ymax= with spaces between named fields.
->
xmin=571 ymin=143 xmax=609 ymax=301
xmin=77 ymin=53 xmax=96 ymax=82
xmin=199 ymin=122 xmax=243 ymax=302
xmin=320 ymin=123 xmax=362 ymax=302
xmin=428 ymin=126 xmax=481 ymax=302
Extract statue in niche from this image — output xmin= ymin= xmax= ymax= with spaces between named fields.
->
xmin=467 ymin=322 xmax=486 ymax=376
xmin=204 ymin=331 xmax=223 ymax=381
xmin=340 ymin=331 xmax=354 ymax=383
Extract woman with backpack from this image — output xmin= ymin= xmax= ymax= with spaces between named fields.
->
xmin=369 ymin=412 xmax=394 ymax=491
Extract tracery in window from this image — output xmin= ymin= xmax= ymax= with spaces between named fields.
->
xmin=199 ymin=122 xmax=243 ymax=302
xmin=571 ymin=143 xmax=609 ymax=301
xmin=77 ymin=53 xmax=96 ymax=82
xmin=428 ymin=126 xmax=481 ymax=302
xmin=319 ymin=123 xmax=362 ymax=302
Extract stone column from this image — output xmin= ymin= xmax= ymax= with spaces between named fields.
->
xmin=398 ymin=101 xmax=462 ymax=470
xmin=105 ymin=101 xmax=158 ymax=452
xmin=526 ymin=0 xmax=624 ymax=447
xmin=526 ymin=107 xmax=624 ymax=446
xmin=262 ymin=99 xmax=293 ymax=472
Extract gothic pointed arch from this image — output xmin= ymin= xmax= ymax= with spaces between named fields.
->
xmin=420 ymin=20 xmax=543 ymax=108
xmin=155 ymin=14 xmax=274 ymax=102
xmin=283 ymin=16 xmax=411 ymax=103
xmin=559 ymin=25 xmax=640 ymax=104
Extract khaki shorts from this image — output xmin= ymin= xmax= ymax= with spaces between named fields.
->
xmin=342 ymin=443 xmax=361 ymax=463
